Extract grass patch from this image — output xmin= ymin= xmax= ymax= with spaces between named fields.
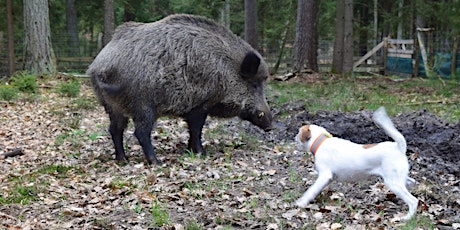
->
xmin=35 ymin=164 xmax=76 ymax=179
xmin=71 ymin=96 xmax=97 ymax=110
xmin=400 ymin=215 xmax=434 ymax=229
xmin=185 ymin=220 xmax=203 ymax=230
xmin=268 ymin=76 xmax=460 ymax=122
xmin=0 ymin=85 xmax=19 ymax=101
xmin=151 ymin=202 xmax=169 ymax=227
xmin=0 ymin=185 xmax=40 ymax=205
xmin=58 ymin=79 xmax=81 ymax=97
xmin=0 ymin=164 xmax=81 ymax=205
xmin=10 ymin=72 xmax=38 ymax=94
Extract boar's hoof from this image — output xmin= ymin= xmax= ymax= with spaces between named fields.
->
xmin=188 ymin=144 xmax=206 ymax=156
xmin=115 ymin=154 xmax=128 ymax=164
xmin=146 ymin=156 xmax=162 ymax=165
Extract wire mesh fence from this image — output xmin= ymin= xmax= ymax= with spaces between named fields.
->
xmin=0 ymin=32 xmax=459 ymax=78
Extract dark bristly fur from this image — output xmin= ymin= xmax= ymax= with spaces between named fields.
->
xmin=87 ymin=14 xmax=273 ymax=165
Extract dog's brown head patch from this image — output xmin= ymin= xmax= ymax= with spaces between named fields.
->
xmin=363 ymin=144 xmax=378 ymax=149
xmin=299 ymin=125 xmax=311 ymax=143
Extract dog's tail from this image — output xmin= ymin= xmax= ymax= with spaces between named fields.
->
xmin=373 ymin=107 xmax=406 ymax=153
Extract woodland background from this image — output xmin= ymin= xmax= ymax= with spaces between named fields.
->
xmin=0 ymin=0 xmax=460 ymax=78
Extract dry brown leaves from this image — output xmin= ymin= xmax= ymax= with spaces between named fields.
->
xmin=1 ymin=79 xmax=459 ymax=229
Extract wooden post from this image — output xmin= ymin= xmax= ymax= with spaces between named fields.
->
xmin=413 ymin=35 xmax=419 ymax=78
xmin=428 ymin=29 xmax=434 ymax=69
xmin=451 ymin=35 xmax=458 ymax=79
xmin=353 ymin=39 xmax=386 ymax=69
xmin=383 ymin=37 xmax=388 ymax=75
xmin=417 ymin=28 xmax=433 ymax=78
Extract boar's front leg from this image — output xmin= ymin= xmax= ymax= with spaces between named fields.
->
xmin=184 ymin=110 xmax=208 ymax=155
xmin=109 ymin=112 xmax=129 ymax=162
xmin=133 ymin=110 xmax=161 ymax=165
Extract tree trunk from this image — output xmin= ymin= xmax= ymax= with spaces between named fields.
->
xmin=294 ymin=0 xmax=319 ymax=73
xmin=23 ymin=0 xmax=56 ymax=76
xmin=66 ymin=0 xmax=79 ymax=56
xmin=342 ymin=0 xmax=354 ymax=74
xmin=244 ymin=0 xmax=258 ymax=50
xmin=331 ymin=0 xmax=345 ymax=73
xmin=358 ymin=1 xmax=369 ymax=56
xmin=7 ymin=0 xmax=14 ymax=76
xmin=220 ymin=0 xmax=231 ymax=29
xmin=103 ymin=0 xmax=115 ymax=46
xmin=124 ymin=1 xmax=135 ymax=22
xmin=397 ymin=0 xmax=404 ymax=39
xmin=373 ymin=0 xmax=378 ymax=48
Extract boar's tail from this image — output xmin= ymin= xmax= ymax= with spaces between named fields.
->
xmin=91 ymin=72 xmax=123 ymax=96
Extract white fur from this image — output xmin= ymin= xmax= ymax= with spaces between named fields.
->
xmin=295 ymin=107 xmax=418 ymax=221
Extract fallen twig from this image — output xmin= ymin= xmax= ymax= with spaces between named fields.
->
xmin=407 ymin=99 xmax=459 ymax=106
xmin=1 ymin=148 xmax=24 ymax=158
xmin=0 ymin=211 xmax=19 ymax=222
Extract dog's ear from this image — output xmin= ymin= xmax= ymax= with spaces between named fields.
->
xmin=299 ymin=125 xmax=311 ymax=143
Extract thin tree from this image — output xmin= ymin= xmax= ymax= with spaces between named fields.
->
xmin=66 ymin=0 xmax=79 ymax=56
xmin=7 ymin=0 xmax=14 ymax=76
xmin=244 ymin=0 xmax=258 ymax=50
xmin=103 ymin=0 xmax=115 ymax=46
xmin=294 ymin=0 xmax=319 ymax=73
xmin=23 ymin=0 xmax=56 ymax=75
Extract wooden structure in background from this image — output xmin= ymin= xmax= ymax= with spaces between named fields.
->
xmin=353 ymin=37 xmax=419 ymax=77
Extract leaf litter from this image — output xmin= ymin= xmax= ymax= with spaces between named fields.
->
xmin=0 ymin=78 xmax=459 ymax=229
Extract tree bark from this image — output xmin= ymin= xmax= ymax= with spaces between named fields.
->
xmin=23 ymin=0 xmax=56 ymax=76
xmin=397 ymin=0 xmax=404 ymax=39
xmin=331 ymin=0 xmax=345 ymax=73
xmin=66 ymin=0 xmax=79 ymax=56
xmin=331 ymin=0 xmax=353 ymax=75
xmin=244 ymin=0 xmax=258 ymax=50
xmin=294 ymin=0 xmax=319 ymax=73
xmin=124 ymin=0 xmax=135 ymax=22
xmin=358 ymin=1 xmax=369 ymax=56
xmin=7 ymin=0 xmax=14 ymax=76
xmin=103 ymin=0 xmax=115 ymax=46
xmin=342 ymin=0 xmax=354 ymax=74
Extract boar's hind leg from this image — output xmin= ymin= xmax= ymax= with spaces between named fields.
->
xmin=185 ymin=111 xmax=208 ymax=155
xmin=132 ymin=111 xmax=161 ymax=165
xmin=109 ymin=112 xmax=129 ymax=162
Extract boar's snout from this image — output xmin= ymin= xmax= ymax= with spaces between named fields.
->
xmin=258 ymin=110 xmax=273 ymax=131
xmin=241 ymin=108 xmax=273 ymax=132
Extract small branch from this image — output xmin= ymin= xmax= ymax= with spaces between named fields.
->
xmin=0 ymin=211 xmax=19 ymax=222
xmin=1 ymin=148 xmax=24 ymax=158
xmin=407 ymin=99 xmax=458 ymax=106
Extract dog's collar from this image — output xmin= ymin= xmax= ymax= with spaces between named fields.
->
xmin=310 ymin=133 xmax=332 ymax=155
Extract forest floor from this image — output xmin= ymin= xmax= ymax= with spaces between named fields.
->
xmin=0 ymin=75 xmax=459 ymax=229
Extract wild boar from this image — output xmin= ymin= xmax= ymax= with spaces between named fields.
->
xmin=87 ymin=14 xmax=272 ymax=165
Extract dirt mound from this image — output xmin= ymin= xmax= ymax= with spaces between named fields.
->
xmin=235 ymin=106 xmax=460 ymax=177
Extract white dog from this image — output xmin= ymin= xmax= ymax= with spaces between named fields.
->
xmin=294 ymin=107 xmax=418 ymax=220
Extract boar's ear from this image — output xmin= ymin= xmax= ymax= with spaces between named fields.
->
xmin=240 ymin=52 xmax=260 ymax=79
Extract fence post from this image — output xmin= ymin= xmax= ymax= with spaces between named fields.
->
xmin=383 ymin=37 xmax=388 ymax=76
xmin=413 ymin=36 xmax=419 ymax=78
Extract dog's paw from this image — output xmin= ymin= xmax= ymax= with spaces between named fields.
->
xmin=295 ymin=199 xmax=310 ymax=208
